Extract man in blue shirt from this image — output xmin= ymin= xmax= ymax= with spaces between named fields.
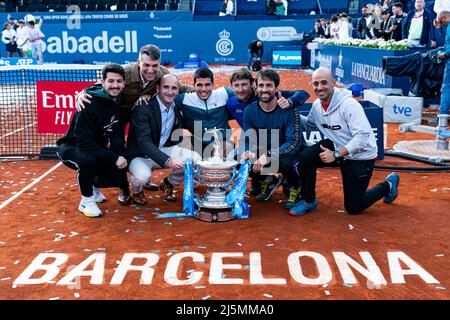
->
xmin=241 ymin=69 xmax=303 ymax=209
xmin=429 ymin=10 xmax=450 ymax=125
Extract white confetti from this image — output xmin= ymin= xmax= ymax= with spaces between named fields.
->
xmin=155 ymin=239 xmax=161 ymax=242
xmin=49 ymin=297 xmax=60 ymax=300
xmin=237 ymin=243 xmax=242 ymax=247
xmin=324 ymin=290 xmax=331 ymax=296
xmin=74 ymin=293 xmax=80 ymax=298
xmin=302 ymin=238 xmax=308 ymax=242
xmin=348 ymin=224 xmax=354 ymax=230
xmin=362 ymin=238 xmax=368 ymax=242
xmin=436 ymin=254 xmax=445 ymax=257
xmin=263 ymin=293 xmax=273 ymax=298
xmin=1 ymin=277 xmax=11 ymax=281
xmin=266 ymin=244 xmax=274 ymax=247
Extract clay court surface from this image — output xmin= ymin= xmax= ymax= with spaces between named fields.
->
xmin=0 ymin=69 xmax=449 ymax=300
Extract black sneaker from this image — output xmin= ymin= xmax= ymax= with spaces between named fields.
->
xmin=256 ymin=177 xmax=282 ymax=202
xmin=284 ymin=187 xmax=301 ymax=210
xmin=249 ymin=178 xmax=261 ymax=195
xmin=117 ymin=191 xmax=131 ymax=206
xmin=143 ymin=182 xmax=159 ymax=191
xmin=281 ymin=177 xmax=291 ymax=196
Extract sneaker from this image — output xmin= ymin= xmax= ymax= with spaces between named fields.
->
xmin=384 ymin=172 xmax=400 ymax=203
xmin=427 ymin=117 xmax=439 ymax=126
xmin=159 ymin=179 xmax=176 ymax=202
xmin=78 ymin=197 xmax=102 ymax=218
xmin=132 ymin=190 xmax=147 ymax=206
xmin=143 ymin=182 xmax=159 ymax=191
xmin=281 ymin=177 xmax=291 ymax=196
xmin=93 ymin=187 xmax=106 ymax=203
xmin=256 ymin=176 xmax=282 ymax=202
xmin=117 ymin=190 xmax=131 ymax=206
xmin=284 ymin=187 xmax=301 ymax=210
xmin=289 ymin=199 xmax=318 ymax=216
xmin=249 ymin=178 xmax=261 ymax=195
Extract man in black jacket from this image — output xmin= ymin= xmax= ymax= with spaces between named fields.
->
xmin=126 ymin=74 xmax=201 ymax=205
xmin=402 ymin=0 xmax=436 ymax=48
xmin=56 ymin=64 xmax=130 ymax=218
xmin=247 ymin=40 xmax=263 ymax=70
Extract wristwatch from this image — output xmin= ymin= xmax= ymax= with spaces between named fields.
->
xmin=333 ymin=150 xmax=341 ymax=159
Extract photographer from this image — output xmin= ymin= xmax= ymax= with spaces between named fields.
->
xmin=2 ymin=22 xmax=17 ymax=57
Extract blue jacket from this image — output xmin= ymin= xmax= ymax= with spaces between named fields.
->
xmin=175 ymin=87 xmax=234 ymax=142
xmin=402 ymin=9 xmax=435 ymax=46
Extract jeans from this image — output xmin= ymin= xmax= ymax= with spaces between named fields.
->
xmin=247 ymin=50 xmax=259 ymax=69
xmin=440 ymin=60 xmax=450 ymax=115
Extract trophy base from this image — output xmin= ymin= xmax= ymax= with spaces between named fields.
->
xmin=195 ymin=207 xmax=235 ymax=222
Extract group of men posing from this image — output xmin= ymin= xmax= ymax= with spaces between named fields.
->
xmin=57 ymin=44 xmax=400 ymax=218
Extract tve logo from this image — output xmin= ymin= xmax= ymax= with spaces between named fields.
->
xmin=393 ymin=104 xmax=412 ymax=116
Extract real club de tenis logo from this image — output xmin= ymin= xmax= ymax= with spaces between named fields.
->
xmin=216 ymin=29 xmax=233 ymax=57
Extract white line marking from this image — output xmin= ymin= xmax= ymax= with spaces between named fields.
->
xmin=0 ymin=162 xmax=62 ymax=210
xmin=0 ymin=122 xmax=37 ymax=139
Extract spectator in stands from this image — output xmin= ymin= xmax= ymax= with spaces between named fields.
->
xmin=347 ymin=16 xmax=354 ymax=38
xmin=274 ymin=0 xmax=287 ymax=16
xmin=266 ymin=0 xmax=276 ymax=15
xmin=15 ymin=19 xmax=29 ymax=57
xmin=28 ymin=20 xmax=45 ymax=64
xmin=381 ymin=10 xmax=392 ymax=40
xmin=247 ymin=40 xmax=263 ymax=70
xmin=329 ymin=16 xmax=340 ymax=39
xmin=386 ymin=2 xmax=407 ymax=41
xmin=311 ymin=19 xmax=325 ymax=39
xmin=8 ymin=16 xmax=18 ymax=31
xmin=382 ymin=0 xmax=392 ymax=12
xmin=434 ymin=0 xmax=450 ymax=16
xmin=368 ymin=4 xmax=385 ymax=39
xmin=403 ymin=0 xmax=436 ymax=48
xmin=338 ymin=13 xmax=351 ymax=40
xmin=2 ymin=22 xmax=17 ymax=57
xmin=56 ymin=64 xmax=131 ymax=217
xmin=428 ymin=10 xmax=450 ymax=125
xmin=289 ymin=67 xmax=400 ymax=217
xmin=219 ymin=0 xmax=234 ymax=16
xmin=357 ymin=6 xmax=371 ymax=39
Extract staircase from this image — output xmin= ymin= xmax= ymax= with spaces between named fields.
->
xmin=179 ymin=0 xmax=192 ymax=11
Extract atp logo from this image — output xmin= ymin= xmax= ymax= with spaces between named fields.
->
xmin=216 ymin=29 xmax=234 ymax=56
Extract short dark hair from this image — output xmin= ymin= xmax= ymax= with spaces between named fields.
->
xmin=230 ymin=68 xmax=254 ymax=85
xmin=102 ymin=63 xmax=125 ymax=80
xmin=194 ymin=68 xmax=214 ymax=84
xmin=139 ymin=44 xmax=161 ymax=61
xmin=256 ymin=69 xmax=280 ymax=88
xmin=28 ymin=20 xmax=35 ymax=26
xmin=330 ymin=16 xmax=339 ymax=22
xmin=392 ymin=2 xmax=403 ymax=10
xmin=315 ymin=19 xmax=321 ymax=23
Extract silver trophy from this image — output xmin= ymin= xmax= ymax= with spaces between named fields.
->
xmin=193 ymin=128 xmax=238 ymax=222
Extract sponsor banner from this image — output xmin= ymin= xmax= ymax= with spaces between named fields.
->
xmin=0 ymin=20 xmax=314 ymax=65
xmin=311 ymin=44 xmax=416 ymax=95
xmin=37 ymin=81 xmax=94 ymax=134
xmin=271 ymin=49 xmax=302 ymax=67
xmin=0 ymin=11 xmax=192 ymax=24
xmin=0 ymin=58 xmax=37 ymax=66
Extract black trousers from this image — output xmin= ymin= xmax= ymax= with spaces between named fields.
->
xmin=57 ymin=143 xmax=129 ymax=197
xmin=250 ymin=154 xmax=300 ymax=188
xmin=295 ymin=139 xmax=389 ymax=215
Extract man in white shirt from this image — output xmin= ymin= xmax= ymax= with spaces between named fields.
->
xmin=27 ymin=20 xmax=45 ymax=64
xmin=15 ymin=20 xmax=29 ymax=57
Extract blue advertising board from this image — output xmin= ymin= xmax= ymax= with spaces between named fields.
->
xmin=0 ymin=57 xmax=37 ymax=66
xmin=310 ymin=44 xmax=417 ymax=95
xmin=300 ymin=101 xmax=384 ymax=160
xmin=0 ymin=17 xmax=315 ymax=65
xmin=271 ymin=49 xmax=302 ymax=68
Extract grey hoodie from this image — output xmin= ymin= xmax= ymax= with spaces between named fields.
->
xmin=305 ymin=88 xmax=378 ymax=160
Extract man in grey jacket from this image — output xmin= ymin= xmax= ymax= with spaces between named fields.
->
xmin=289 ymin=67 xmax=400 ymax=216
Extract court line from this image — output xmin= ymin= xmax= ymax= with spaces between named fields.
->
xmin=0 ymin=122 xmax=37 ymax=139
xmin=0 ymin=162 xmax=63 ymax=211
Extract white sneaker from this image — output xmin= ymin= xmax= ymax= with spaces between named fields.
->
xmin=93 ymin=187 xmax=106 ymax=203
xmin=78 ymin=197 xmax=102 ymax=218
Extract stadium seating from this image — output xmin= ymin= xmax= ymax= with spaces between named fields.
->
xmin=235 ymin=0 xmax=266 ymax=16
xmin=194 ymin=1 xmax=222 ymax=15
xmin=14 ymin=0 xmax=182 ymax=12
xmin=317 ymin=0 xmax=348 ymax=14
xmin=288 ymin=0 xmax=317 ymax=15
